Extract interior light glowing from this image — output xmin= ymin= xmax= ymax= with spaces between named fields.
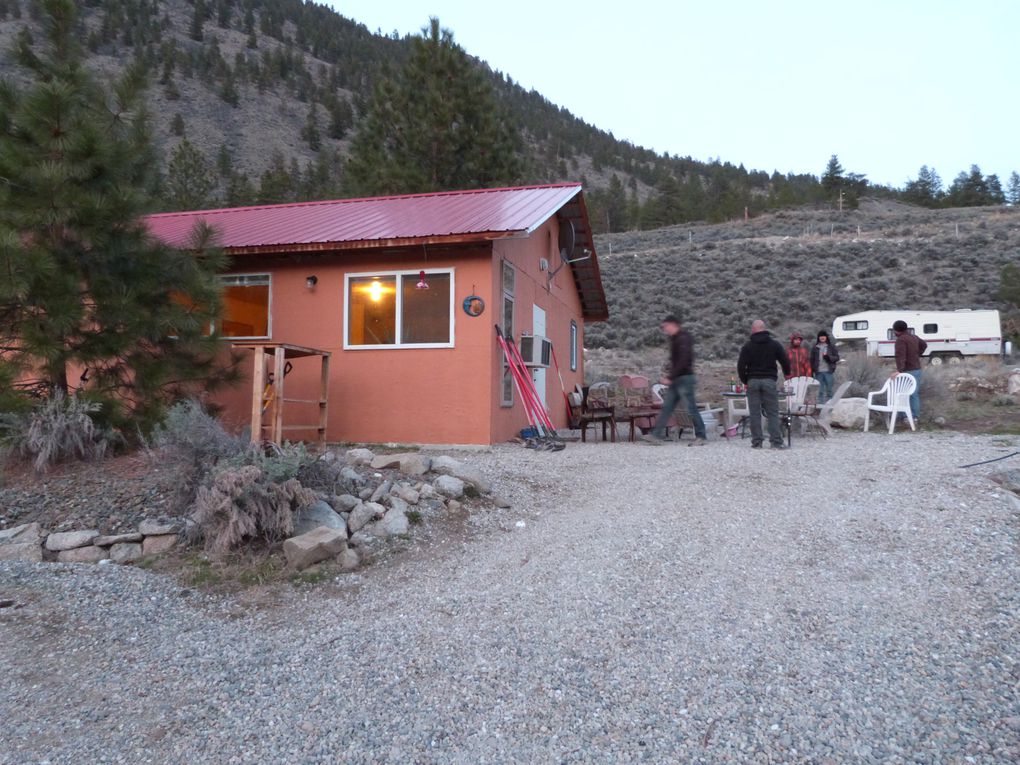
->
xmin=369 ymin=279 xmax=383 ymax=302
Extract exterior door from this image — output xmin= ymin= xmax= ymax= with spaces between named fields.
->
xmin=532 ymin=305 xmax=547 ymax=408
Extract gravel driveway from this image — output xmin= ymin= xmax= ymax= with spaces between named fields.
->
xmin=2 ymin=431 xmax=1019 ymax=764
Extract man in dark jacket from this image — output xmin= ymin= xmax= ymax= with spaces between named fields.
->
xmin=644 ymin=314 xmax=707 ymax=445
xmin=892 ymin=319 xmax=927 ymax=420
xmin=737 ymin=319 xmax=791 ymax=449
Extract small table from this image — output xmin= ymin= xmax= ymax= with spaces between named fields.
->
xmin=722 ymin=389 xmax=795 ymax=445
xmin=622 ymin=408 xmax=661 ymax=441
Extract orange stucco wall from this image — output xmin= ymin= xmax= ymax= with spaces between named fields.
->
xmin=213 ymin=220 xmax=586 ymax=445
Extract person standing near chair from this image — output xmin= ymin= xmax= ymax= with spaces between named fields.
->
xmin=810 ymin=330 xmax=840 ymax=403
xmin=891 ymin=319 xmax=927 ymax=421
xmin=738 ymin=319 xmax=791 ymax=449
xmin=786 ymin=331 xmax=812 ymax=379
xmin=643 ymin=314 xmax=707 ymax=445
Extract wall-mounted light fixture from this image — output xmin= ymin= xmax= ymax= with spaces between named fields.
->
xmin=305 ymin=275 xmax=318 ymax=289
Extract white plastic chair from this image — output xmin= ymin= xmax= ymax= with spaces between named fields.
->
xmin=804 ymin=380 xmax=852 ymax=436
xmin=864 ymin=375 xmax=917 ymax=433
xmin=785 ymin=376 xmax=819 ymax=415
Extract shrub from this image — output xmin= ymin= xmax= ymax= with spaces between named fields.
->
xmin=191 ymin=464 xmax=316 ymax=555
xmin=152 ymin=399 xmax=247 ymax=462
xmin=991 ymin=394 xmax=1016 ymax=407
xmin=0 ymin=392 xmax=115 ymax=473
xmin=843 ymin=352 xmax=886 ymax=398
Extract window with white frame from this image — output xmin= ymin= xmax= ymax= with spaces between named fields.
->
xmin=345 ymin=269 xmax=453 ymax=348
xmin=570 ymin=320 xmax=578 ymax=371
xmin=219 ymin=274 xmax=271 ymax=338
xmin=501 ymin=261 xmax=515 ymax=406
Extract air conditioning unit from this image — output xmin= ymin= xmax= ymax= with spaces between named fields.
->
xmin=518 ymin=334 xmax=552 ymax=367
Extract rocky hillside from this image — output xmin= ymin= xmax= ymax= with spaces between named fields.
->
xmin=589 ymin=199 xmax=1020 ymax=358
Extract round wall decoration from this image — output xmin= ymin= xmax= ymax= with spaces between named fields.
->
xmin=462 ymin=295 xmax=485 ymax=317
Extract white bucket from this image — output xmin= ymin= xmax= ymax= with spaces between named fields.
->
xmin=701 ymin=410 xmax=719 ymax=440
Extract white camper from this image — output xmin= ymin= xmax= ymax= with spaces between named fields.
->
xmin=831 ymin=309 xmax=1007 ymax=364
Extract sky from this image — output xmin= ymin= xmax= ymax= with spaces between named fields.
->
xmin=324 ymin=0 xmax=1017 ymax=189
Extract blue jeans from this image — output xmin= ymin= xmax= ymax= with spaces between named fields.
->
xmin=653 ymin=374 xmax=706 ymax=439
xmin=747 ymin=377 xmax=783 ymax=446
xmin=814 ymin=371 xmax=834 ymax=403
xmin=906 ymin=369 xmax=921 ymax=420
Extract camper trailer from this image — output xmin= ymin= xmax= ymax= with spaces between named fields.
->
xmin=831 ymin=309 xmax=1008 ymax=364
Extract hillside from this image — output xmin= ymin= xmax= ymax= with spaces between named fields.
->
xmin=588 ymin=199 xmax=1020 ymax=359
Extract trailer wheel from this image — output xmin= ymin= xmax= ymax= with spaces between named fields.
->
xmin=928 ymin=354 xmax=944 ymax=366
xmin=947 ymin=353 xmax=963 ymax=364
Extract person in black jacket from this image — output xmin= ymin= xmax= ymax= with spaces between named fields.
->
xmin=809 ymin=329 xmax=840 ymax=403
xmin=737 ymin=319 xmax=791 ymax=449
xmin=643 ymin=314 xmax=707 ymax=445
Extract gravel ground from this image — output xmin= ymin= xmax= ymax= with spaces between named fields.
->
xmin=2 ymin=430 xmax=1019 ymax=764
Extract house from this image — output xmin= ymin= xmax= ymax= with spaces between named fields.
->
xmin=145 ymin=184 xmax=608 ymax=446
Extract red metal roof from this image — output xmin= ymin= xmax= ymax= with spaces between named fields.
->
xmin=146 ymin=184 xmax=582 ymax=250
xmin=144 ymin=184 xmax=608 ymax=320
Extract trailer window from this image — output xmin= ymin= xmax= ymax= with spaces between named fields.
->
xmin=842 ymin=320 xmax=868 ymax=331
xmin=923 ymin=323 xmax=938 ymax=334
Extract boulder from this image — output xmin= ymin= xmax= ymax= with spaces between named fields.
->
xmin=344 ymin=448 xmax=375 ymax=466
xmin=283 ymin=527 xmax=348 ymax=571
xmin=348 ymin=501 xmax=384 ymax=533
xmin=446 ymin=499 xmax=462 ymax=512
xmin=338 ymin=547 xmax=360 ymax=572
xmin=58 ymin=545 xmax=108 ymax=563
xmin=391 ymin=484 xmax=420 ymax=505
xmin=379 ymin=452 xmax=432 ymax=476
xmin=369 ymin=454 xmax=401 ymax=470
xmin=142 ymin=534 xmax=179 ymax=556
xmin=381 ymin=498 xmax=410 ymax=536
xmin=369 ymin=479 xmax=392 ymax=503
xmin=318 ymin=451 xmax=339 ymax=465
xmin=433 ymin=474 xmax=466 ymax=499
xmin=1008 ymin=373 xmax=1020 ymax=396
xmin=45 ymin=530 xmax=99 ymax=552
xmin=292 ymin=500 xmax=347 ymax=537
xmin=492 ymin=496 xmax=512 ymax=509
xmin=991 ymin=469 xmax=1020 ymax=496
xmin=830 ymin=397 xmax=869 ymax=430
xmin=109 ymin=542 xmax=143 ymax=564
xmin=0 ymin=522 xmax=44 ymax=547
xmin=348 ymin=530 xmax=376 ymax=549
xmin=93 ymin=532 xmax=143 ymax=547
xmin=331 ymin=494 xmax=361 ymax=512
xmin=429 ymin=456 xmax=490 ymax=493
xmin=138 ymin=519 xmax=184 ymax=536
xmin=0 ymin=543 xmax=43 ymax=563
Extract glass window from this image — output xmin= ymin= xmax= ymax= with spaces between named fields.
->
xmin=923 ymin=323 xmax=938 ymax=334
xmin=842 ymin=320 xmax=868 ymax=331
xmin=220 ymin=274 xmax=270 ymax=338
xmin=346 ymin=271 xmax=453 ymax=348
xmin=570 ymin=320 xmax=578 ymax=371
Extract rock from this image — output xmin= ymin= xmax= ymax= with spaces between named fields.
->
xmin=0 ymin=543 xmax=43 ymax=563
xmin=991 ymin=469 xmax=1020 ymax=496
xmin=381 ymin=503 xmax=410 ymax=536
xmin=318 ymin=451 xmax=339 ymax=465
xmin=283 ymin=527 xmax=348 ymax=571
xmin=430 ymin=456 xmax=490 ymax=493
xmin=331 ymin=494 xmax=361 ymax=512
xmin=1009 ymin=373 xmax=1020 ymax=395
xmin=391 ymin=452 xmax=432 ymax=476
xmin=370 ymin=454 xmax=402 ymax=470
xmin=433 ymin=475 xmax=466 ymax=499
xmin=93 ymin=532 xmax=144 ymax=547
xmin=492 ymin=496 xmax=512 ymax=509
xmin=0 ymin=522 xmax=43 ymax=546
xmin=358 ymin=488 xmax=373 ymax=500
xmin=831 ymin=397 xmax=869 ymax=429
xmin=138 ymin=519 xmax=184 ymax=536
xmin=338 ymin=547 xmax=360 ymax=572
xmin=142 ymin=534 xmax=179 ymax=556
xmin=419 ymin=498 xmax=446 ymax=514
xmin=58 ymin=545 xmax=108 ymax=563
xmin=344 ymin=448 xmax=375 ymax=466
xmin=348 ymin=501 xmax=383 ymax=533
xmin=109 ymin=542 xmax=143 ymax=564
xmin=363 ymin=520 xmax=389 ymax=539
xmin=391 ymin=485 xmax=420 ymax=505
xmin=418 ymin=483 xmax=440 ymax=500
xmin=348 ymin=530 xmax=376 ymax=548
xmin=292 ymin=500 xmax=347 ymax=537
xmin=446 ymin=499 xmax=462 ymax=512
xmin=369 ymin=480 xmax=392 ymax=503
xmin=45 ymin=529 xmax=100 ymax=551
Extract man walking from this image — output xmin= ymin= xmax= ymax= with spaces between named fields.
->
xmin=892 ymin=319 xmax=927 ymax=421
xmin=737 ymin=319 xmax=791 ymax=449
xmin=643 ymin=314 xmax=707 ymax=445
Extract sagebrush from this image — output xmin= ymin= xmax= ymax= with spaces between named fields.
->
xmin=0 ymin=392 xmax=114 ymax=473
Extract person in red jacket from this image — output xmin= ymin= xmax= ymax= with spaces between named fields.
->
xmin=786 ymin=331 xmax=812 ymax=379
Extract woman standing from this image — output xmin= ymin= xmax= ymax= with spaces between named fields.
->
xmin=810 ymin=330 xmax=840 ymax=403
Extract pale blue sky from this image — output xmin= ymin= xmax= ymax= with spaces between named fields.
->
xmin=325 ymin=1 xmax=1017 ymax=189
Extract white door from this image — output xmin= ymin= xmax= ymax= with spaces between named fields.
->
xmin=532 ymin=305 xmax=547 ymax=408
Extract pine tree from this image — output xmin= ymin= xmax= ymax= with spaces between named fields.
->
xmin=821 ymin=155 xmax=844 ymax=195
xmin=0 ymin=0 xmax=231 ymax=426
xmin=165 ymin=138 xmax=215 ymax=210
xmin=347 ymin=17 xmax=523 ymax=195
xmin=1007 ymin=172 xmax=1020 ymax=206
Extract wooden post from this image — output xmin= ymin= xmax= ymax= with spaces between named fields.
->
xmin=318 ymin=354 xmax=330 ymax=449
xmin=272 ymin=346 xmax=286 ymax=445
xmin=250 ymin=349 xmax=265 ymax=444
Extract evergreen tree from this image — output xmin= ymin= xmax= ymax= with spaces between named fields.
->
xmin=189 ymin=0 xmax=206 ymax=42
xmin=301 ymin=103 xmax=321 ymax=151
xmin=821 ymin=155 xmax=844 ymax=194
xmin=165 ymin=138 xmax=215 ymax=211
xmin=985 ymin=174 xmax=1005 ymax=204
xmin=947 ymin=165 xmax=990 ymax=207
xmin=347 ymin=17 xmax=523 ymax=195
xmin=903 ymin=165 xmax=942 ymax=207
xmin=1007 ymin=171 xmax=1020 ymax=206
xmin=0 ymin=0 xmax=231 ymax=425
xmin=226 ymin=172 xmax=257 ymax=207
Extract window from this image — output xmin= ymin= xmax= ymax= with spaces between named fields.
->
xmin=923 ymin=323 xmax=938 ymax=334
xmin=345 ymin=270 xmax=453 ymax=348
xmin=501 ymin=262 xmax=515 ymax=406
xmin=887 ymin=326 xmax=916 ymax=340
xmin=842 ymin=320 xmax=868 ymax=331
xmin=220 ymin=274 xmax=270 ymax=338
xmin=570 ymin=320 xmax=578 ymax=371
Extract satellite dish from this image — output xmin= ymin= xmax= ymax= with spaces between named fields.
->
xmin=558 ymin=219 xmax=575 ymax=262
